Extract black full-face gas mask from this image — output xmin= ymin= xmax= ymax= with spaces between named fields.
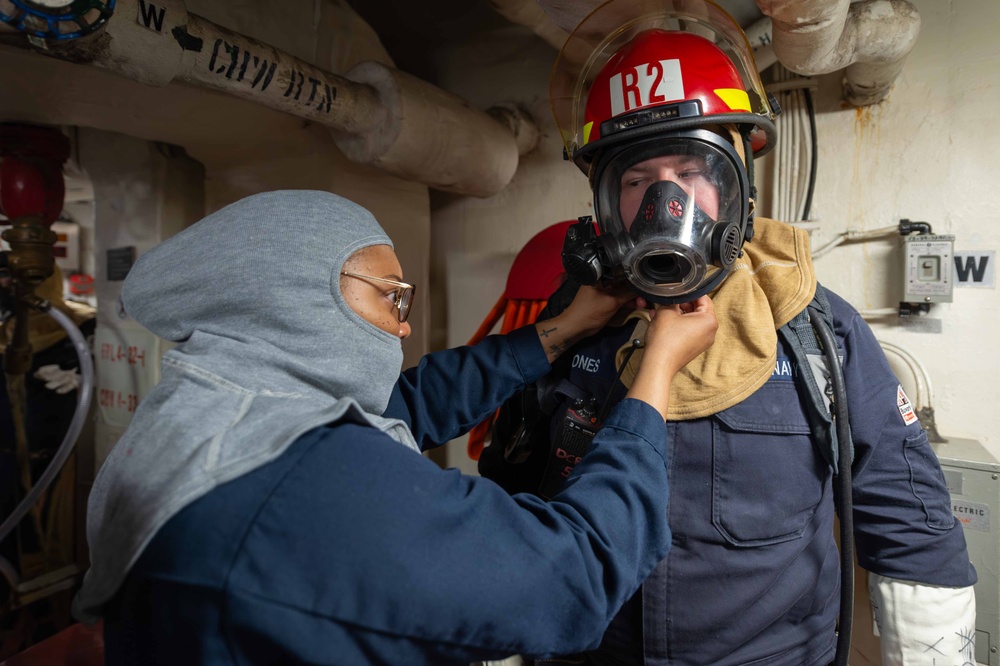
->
xmin=562 ymin=128 xmax=752 ymax=304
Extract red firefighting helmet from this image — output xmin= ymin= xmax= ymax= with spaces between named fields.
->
xmin=551 ymin=0 xmax=777 ymax=176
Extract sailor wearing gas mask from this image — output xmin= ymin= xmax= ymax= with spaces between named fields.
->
xmin=479 ymin=1 xmax=977 ymax=665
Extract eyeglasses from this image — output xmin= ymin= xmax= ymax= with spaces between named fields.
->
xmin=341 ymin=271 xmax=416 ymax=323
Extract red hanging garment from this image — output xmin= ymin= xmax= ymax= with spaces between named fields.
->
xmin=465 ymin=221 xmax=573 ymax=460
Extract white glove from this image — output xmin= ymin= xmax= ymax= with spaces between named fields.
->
xmin=869 ymin=572 xmax=977 ymax=665
xmin=33 ymin=364 xmax=81 ymax=395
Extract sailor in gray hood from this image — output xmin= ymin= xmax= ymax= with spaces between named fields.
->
xmin=74 ymin=190 xmax=717 ymax=666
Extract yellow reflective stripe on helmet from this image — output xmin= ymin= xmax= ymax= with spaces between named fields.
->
xmin=715 ymin=88 xmax=751 ymax=112
xmin=583 ymin=121 xmax=594 ymax=145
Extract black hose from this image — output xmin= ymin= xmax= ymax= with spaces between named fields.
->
xmin=802 ymin=88 xmax=818 ymax=221
xmin=899 ymin=219 xmax=933 ymax=235
xmin=808 ymin=307 xmax=854 ymax=666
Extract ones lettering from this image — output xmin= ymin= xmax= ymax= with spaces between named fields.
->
xmin=572 ymin=354 xmax=601 ymax=373
xmin=610 ymin=59 xmax=684 ymax=116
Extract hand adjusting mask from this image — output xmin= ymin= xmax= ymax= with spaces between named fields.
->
xmin=562 ymin=129 xmax=752 ymax=304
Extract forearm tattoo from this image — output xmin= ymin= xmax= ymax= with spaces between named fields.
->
xmin=547 ymin=341 xmax=569 ymax=356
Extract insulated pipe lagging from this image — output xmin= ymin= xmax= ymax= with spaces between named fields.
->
xmin=334 ymin=61 xmax=520 ymax=198
xmin=176 ymin=14 xmax=384 ymax=137
xmin=755 ymin=0 xmax=921 ymax=106
xmin=13 ymin=0 xmax=532 ymax=197
xmin=0 ymin=307 xmax=94 ymax=546
xmin=744 ymin=18 xmax=778 ymax=72
xmin=490 ymin=0 xmax=569 ymax=53
xmin=508 ymin=0 xmax=916 ymax=106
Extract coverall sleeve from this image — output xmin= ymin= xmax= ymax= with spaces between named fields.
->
xmin=228 ymin=398 xmax=673 ymax=664
xmin=829 ymin=290 xmax=976 ymax=587
xmin=385 ymin=325 xmax=551 ymax=451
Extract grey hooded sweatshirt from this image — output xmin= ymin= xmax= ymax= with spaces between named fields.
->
xmin=72 ymin=190 xmax=419 ymax=621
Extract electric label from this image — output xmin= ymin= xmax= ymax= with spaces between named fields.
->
xmin=952 ymin=499 xmax=990 ymax=532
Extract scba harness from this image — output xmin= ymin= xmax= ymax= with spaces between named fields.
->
xmin=479 ymin=279 xmax=852 ymax=505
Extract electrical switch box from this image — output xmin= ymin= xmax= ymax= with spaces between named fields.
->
xmin=903 ymin=233 xmax=955 ymax=304
xmin=932 ymin=437 xmax=1000 ymax=665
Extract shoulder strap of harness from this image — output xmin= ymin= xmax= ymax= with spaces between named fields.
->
xmin=777 ymin=284 xmax=853 ymax=470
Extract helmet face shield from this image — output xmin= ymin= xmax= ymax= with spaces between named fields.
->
xmin=594 ymin=129 xmax=748 ymax=301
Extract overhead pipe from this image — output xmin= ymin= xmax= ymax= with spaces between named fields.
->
xmin=1 ymin=0 xmax=537 ymax=198
xmin=755 ymin=0 xmax=921 ymax=106
xmin=488 ymin=103 xmax=542 ymax=156
xmin=744 ymin=17 xmax=778 ymax=72
xmin=492 ymin=0 xmax=780 ymax=73
xmin=494 ymin=0 xmax=915 ymax=107
xmin=490 ymin=0 xmax=571 ymax=53
xmin=488 ymin=0 xmax=594 ymax=66
xmin=518 ymin=0 xmax=599 ymax=34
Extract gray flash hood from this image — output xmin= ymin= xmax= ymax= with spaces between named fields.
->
xmin=73 ymin=190 xmax=419 ymax=622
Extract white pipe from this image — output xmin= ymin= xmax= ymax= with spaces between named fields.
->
xmin=508 ymin=0 xmax=916 ymax=107
xmin=744 ymin=18 xmax=778 ymax=72
xmin=172 ymin=14 xmax=382 ymax=135
xmin=790 ymin=220 xmax=822 ymax=233
xmin=489 ymin=104 xmax=542 ymax=156
xmin=792 ymin=90 xmax=801 ymax=218
xmin=878 ymin=339 xmax=934 ymax=409
xmin=489 ymin=0 xmax=568 ymax=53
xmin=812 ymin=224 xmax=898 ymax=258
xmin=526 ymin=0 xmax=601 ymax=34
xmin=770 ymin=123 xmax=781 ymax=222
xmin=778 ymin=67 xmax=791 ymax=221
xmin=335 ymin=62 xmax=520 ymax=197
xmin=755 ymin=0 xmax=921 ymax=106
xmin=8 ymin=0 xmax=534 ymax=198
xmin=861 ymin=307 xmax=901 ymax=318
xmin=488 ymin=0 xmax=594 ymax=66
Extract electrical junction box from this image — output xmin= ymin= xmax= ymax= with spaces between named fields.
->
xmin=932 ymin=437 xmax=1000 ymax=665
xmin=903 ymin=234 xmax=955 ymax=304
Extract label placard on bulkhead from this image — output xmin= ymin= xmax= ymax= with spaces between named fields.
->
xmin=952 ymin=499 xmax=990 ymax=532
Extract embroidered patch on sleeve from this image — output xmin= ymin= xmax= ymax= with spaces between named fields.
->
xmin=897 ymin=385 xmax=918 ymax=426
